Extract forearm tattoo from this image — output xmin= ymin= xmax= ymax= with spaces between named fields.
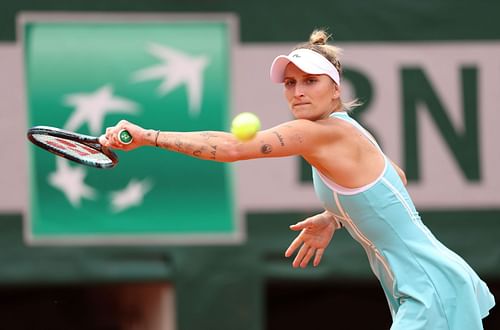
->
xmin=209 ymin=145 xmax=217 ymax=160
xmin=159 ymin=133 xmax=219 ymax=160
xmin=174 ymin=138 xmax=183 ymax=152
xmin=192 ymin=147 xmax=204 ymax=158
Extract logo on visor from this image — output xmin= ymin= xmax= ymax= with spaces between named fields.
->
xmin=292 ymin=54 xmax=301 ymax=58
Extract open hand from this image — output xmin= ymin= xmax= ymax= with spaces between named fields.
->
xmin=285 ymin=211 xmax=338 ymax=268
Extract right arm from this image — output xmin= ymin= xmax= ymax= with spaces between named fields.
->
xmin=101 ymin=119 xmax=336 ymax=162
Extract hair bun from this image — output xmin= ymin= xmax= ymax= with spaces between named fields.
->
xmin=309 ymin=29 xmax=331 ymax=45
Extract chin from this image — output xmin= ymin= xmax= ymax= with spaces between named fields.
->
xmin=291 ymin=105 xmax=320 ymax=120
xmin=293 ymin=112 xmax=316 ymax=121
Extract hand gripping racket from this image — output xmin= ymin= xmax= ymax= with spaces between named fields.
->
xmin=27 ymin=126 xmax=133 ymax=169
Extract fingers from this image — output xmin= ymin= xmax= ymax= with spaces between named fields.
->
xmin=289 ymin=222 xmax=303 ymax=231
xmin=287 ymin=214 xmax=331 ymax=268
xmin=99 ymin=135 xmax=108 ymax=146
xmin=292 ymin=244 xmax=309 ymax=268
xmin=103 ymin=126 xmax=117 ymax=146
xmin=289 ymin=218 xmax=311 ymax=231
xmin=292 ymin=244 xmax=317 ymax=268
xmin=102 ymin=121 xmax=131 ymax=149
xmin=300 ymin=246 xmax=315 ymax=268
xmin=313 ymin=249 xmax=325 ymax=267
xmin=285 ymin=234 xmax=303 ymax=258
xmin=286 ymin=230 xmax=325 ymax=268
xmin=289 ymin=245 xmax=324 ymax=268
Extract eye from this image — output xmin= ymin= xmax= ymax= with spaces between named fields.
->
xmin=284 ymin=79 xmax=296 ymax=88
xmin=306 ymin=77 xmax=317 ymax=84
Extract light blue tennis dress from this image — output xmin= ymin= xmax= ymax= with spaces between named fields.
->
xmin=312 ymin=111 xmax=495 ymax=330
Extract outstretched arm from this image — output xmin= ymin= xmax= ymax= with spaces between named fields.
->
xmin=285 ymin=210 xmax=341 ymax=268
xmin=100 ymin=119 xmax=331 ymax=162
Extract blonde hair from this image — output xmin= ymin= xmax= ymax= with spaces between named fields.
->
xmin=294 ymin=29 xmax=362 ymax=112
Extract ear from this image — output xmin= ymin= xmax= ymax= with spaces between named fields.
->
xmin=332 ymin=83 xmax=341 ymax=99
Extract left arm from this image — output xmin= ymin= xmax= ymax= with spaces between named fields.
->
xmin=285 ymin=210 xmax=340 ymax=268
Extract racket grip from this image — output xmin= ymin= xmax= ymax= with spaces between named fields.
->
xmin=118 ymin=129 xmax=133 ymax=144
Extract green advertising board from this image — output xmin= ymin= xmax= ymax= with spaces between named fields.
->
xmin=22 ymin=14 xmax=242 ymax=244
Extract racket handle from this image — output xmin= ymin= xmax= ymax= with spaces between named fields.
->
xmin=118 ymin=129 xmax=133 ymax=144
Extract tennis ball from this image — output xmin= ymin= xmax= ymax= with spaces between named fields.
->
xmin=231 ymin=112 xmax=261 ymax=141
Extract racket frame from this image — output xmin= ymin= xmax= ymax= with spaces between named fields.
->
xmin=27 ymin=126 xmax=118 ymax=169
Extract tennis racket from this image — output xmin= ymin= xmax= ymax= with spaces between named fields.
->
xmin=27 ymin=126 xmax=133 ymax=169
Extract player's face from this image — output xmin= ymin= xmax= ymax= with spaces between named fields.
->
xmin=283 ymin=63 xmax=340 ymax=121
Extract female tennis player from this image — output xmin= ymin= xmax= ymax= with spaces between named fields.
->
xmin=101 ymin=29 xmax=495 ymax=329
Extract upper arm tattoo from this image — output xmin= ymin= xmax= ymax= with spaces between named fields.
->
xmin=272 ymin=131 xmax=285 ymax=146
xmin=291 ymin=133 xmax=303 ymax=144
xmin=261 ymin=144 xmax=272 ymax=154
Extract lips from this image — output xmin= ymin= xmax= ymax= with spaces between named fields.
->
xmin=293 ymin=102 xmax=310 ymax=107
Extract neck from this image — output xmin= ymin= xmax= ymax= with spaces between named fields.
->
xmin=330 ymin=102 xmax=343 ymax=114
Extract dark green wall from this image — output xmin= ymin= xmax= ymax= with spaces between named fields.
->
xmin=2 ymin=0 xmax=500 ymax=42
xmin=1 ymin=211 xmax=499 ymax=329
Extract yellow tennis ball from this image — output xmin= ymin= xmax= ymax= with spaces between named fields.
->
xmin=231 ymin=112 xmax=261 ymax=141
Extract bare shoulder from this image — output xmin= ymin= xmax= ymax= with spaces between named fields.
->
xmin=298 ymin=116 xmax=353 ymax=139
xmin=272 ymin=117 xmax=349 ymax=150
xmin=280 ymin=117 xmax=348 ymax=133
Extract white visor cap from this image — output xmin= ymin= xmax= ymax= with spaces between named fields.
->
xmin=270 ymin=48 xmax=340 ymax=85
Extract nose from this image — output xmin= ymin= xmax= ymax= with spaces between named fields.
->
xmin=294 ymin=85 xmax=305 ymax=98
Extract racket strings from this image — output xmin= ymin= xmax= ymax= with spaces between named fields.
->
xmin=32 ymin=134 xmax=113 ymax=165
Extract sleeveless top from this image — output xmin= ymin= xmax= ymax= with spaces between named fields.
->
xmin=311 ymin=111 xmax=495 ymax=328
